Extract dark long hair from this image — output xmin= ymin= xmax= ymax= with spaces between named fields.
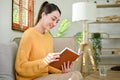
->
xmin=35 ymin=1 xmax=61 ymax=25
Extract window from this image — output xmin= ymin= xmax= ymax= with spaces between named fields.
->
xmin=12 ymin=0 xmax=34 ymax=32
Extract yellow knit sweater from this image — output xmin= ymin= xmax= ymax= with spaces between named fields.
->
xmin=15 ymin=28 xmax=62 ymax=80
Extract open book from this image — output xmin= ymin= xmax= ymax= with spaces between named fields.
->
xmin=50 ymin=47 xmax=82 ymax=70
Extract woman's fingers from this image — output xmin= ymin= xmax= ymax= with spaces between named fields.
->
xmin=61 ymin=61 xmax=71 ymax=73
xmin=50 ymin=53 xmax=60 ymax=62
xmin=44 ymin=53 xmax=60 ymax=64
xmin=67 ymin=61 xmax=70 ymax=69
xmin=63 ymin=62 xmax=67 ymax=71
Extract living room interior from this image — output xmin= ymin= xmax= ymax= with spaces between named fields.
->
xmin=0 ymin=0 xmax=120 ymax=80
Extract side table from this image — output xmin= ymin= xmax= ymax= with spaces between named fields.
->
xmin=84 ymin=71 xmax=120 ymax=80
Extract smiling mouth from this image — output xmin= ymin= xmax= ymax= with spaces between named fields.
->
xmin=49 ymin=24 xmax=54 ymax=28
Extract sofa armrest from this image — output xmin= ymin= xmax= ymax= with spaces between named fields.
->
xmin=0 ymin=42 xmax=18 ymax=80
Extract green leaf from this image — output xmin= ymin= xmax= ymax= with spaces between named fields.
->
xmin=56 ymin=19 xmax=70 ymax=37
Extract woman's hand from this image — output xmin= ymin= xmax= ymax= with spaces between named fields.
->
xmin=44 ymin=53 xmax=60 ymax=64
xmin=61 ymin=61 xmax=74 ymax=73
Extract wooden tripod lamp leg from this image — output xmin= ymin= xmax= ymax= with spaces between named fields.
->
xmin=79 ymin=43 xmax=85 ymax=73
xmin=87 ymin=43 xmax=97 ymax=71
xmin=79 ymin=43 xmax=97 ymax=74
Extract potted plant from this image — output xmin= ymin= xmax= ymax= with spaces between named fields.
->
xmin=74 ymin=32 xmax=83 ymax=44
xmin=90 ymin=33 xmax=102 ymax=67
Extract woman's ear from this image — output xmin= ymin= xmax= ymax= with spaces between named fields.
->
xmin=41 ymin=12 xmax=46 ymax=18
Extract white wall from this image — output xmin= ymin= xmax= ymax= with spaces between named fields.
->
xmin=34 ymin=0 xmax=83 ymax=37
xmin=0 ymin=0 xmax=120 ymax=46
xmin=0 ymin=0 xmax=83 ymax=44
xmin=0 ymin=0 xmax=22 ymax=44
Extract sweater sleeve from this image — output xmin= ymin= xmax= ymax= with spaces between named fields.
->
xmin=15 ymin=34 xmax=48 ymax=77
xmin=48 ymin=65 xmax=62 ymax=74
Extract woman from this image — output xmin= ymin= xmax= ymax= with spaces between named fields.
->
xmin=15 ymin=1 xmax=83 ymax=80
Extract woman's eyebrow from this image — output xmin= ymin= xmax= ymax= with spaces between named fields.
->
xmin=53 ymin=16 xmax=60 ymax=21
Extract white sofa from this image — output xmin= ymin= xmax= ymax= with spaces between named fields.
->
xmin=0 ymin=37 xmax=78 ymax=80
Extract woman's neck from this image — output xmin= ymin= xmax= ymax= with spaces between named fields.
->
xmin=34 ymin=22 xmax=45 ymax=34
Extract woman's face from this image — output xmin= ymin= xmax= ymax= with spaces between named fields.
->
xmin=42 ymin=10 xmax=61 ymax=30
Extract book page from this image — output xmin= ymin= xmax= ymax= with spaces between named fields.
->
xmin=60 ymin=47 xmax=81 ymax=55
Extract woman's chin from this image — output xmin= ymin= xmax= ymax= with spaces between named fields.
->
xmin=46 ymin=28 xmax=50 ymax=31
xmin=47 ymin=27 xmax=53 ymax=30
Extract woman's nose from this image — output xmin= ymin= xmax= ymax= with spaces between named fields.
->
xmin=53 ymin=21 xmax=57 ymax=26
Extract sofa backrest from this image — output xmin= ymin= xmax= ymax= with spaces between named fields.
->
xmin=13 ymin=37 xmax=78 ymax=52
xmin=53 ymin=37 xmax=78 ymax=52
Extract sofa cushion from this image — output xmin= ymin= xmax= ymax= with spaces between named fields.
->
xmin=0 ymin=42 xmax=18 ymax=80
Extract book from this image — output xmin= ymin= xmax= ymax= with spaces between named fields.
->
xmin=50 ymin=47 xmax=82 ymax=70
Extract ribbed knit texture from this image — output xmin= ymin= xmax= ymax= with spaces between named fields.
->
xmin=15 ymin=28 xmax=61 ymax=80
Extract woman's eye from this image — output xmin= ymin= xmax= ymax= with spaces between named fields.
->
xmin=51 ymin=17 xmax=59 ymax=23
xmin=52 ymin=18 xmax=55 ymax=21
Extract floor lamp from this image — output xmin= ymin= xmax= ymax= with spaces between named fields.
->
xmin=72 ymin=2 xmax=97 ymax=74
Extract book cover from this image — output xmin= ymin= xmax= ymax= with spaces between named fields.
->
xmin=50 ymin=47 xmax=81 ymax=70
